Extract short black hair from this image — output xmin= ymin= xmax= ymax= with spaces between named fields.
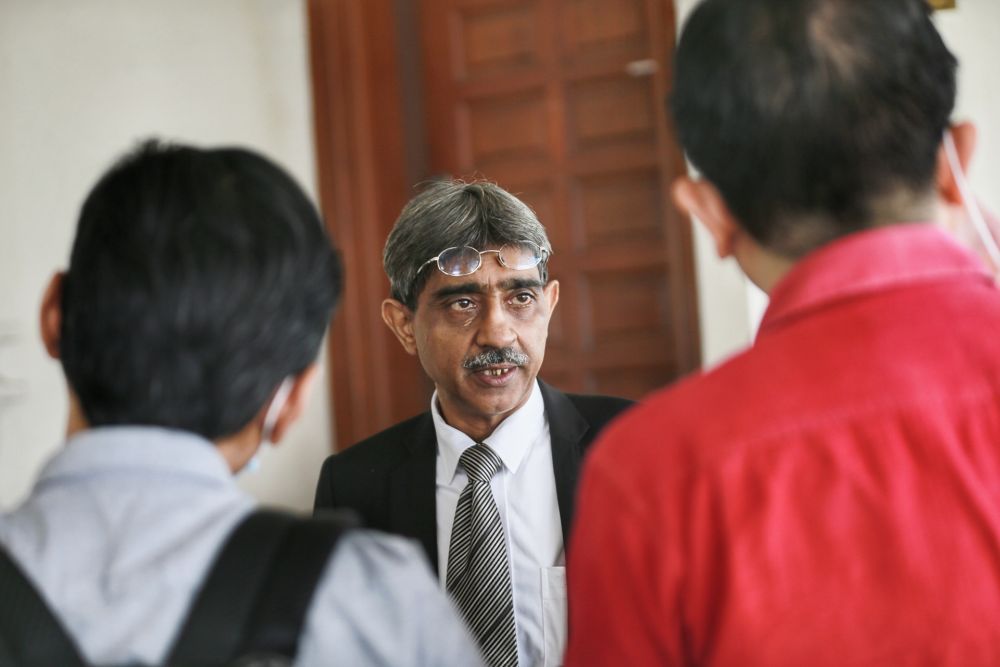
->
xmin=60 ymin=140 xmax=342 ymax=439
xmin=671 ymin=0 xmax=958 ymax=256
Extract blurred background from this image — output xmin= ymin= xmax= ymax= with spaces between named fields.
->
xmin=1 ymin=0 xmax=997 ymax=511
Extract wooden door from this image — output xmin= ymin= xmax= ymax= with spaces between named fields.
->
xmin=308 ymin=0 xmax=698 ymax=449
xmin=417 ymin=0 xmax=700 ymax=398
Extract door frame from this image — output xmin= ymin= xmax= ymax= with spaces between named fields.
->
xmin=308 ymin=0 xmax=428 ymax=450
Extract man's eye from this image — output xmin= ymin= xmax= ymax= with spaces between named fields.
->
xmin=449 ymin=298 xmax=475 ymax=311
xmin=512 ymin=292 xmax=536 ymax=305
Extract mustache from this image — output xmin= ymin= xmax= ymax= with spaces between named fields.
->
xmin=463 ymin=348 xmax=529 ymax=371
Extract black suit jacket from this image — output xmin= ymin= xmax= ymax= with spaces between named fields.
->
xmin=314 ymin=381 xmax=633 ymax=569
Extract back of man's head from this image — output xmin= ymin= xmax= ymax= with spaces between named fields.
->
xmin=59 ymin=140 xmax=342 ymax=440
xmin=671 ymin=0 xmax=958 ymax=257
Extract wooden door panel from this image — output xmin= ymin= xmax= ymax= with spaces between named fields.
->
xmin=573 ymin=167 xmax=665 ymax=245
xmin=562 ymin=0 xmax=648 ymax=60
xmin=593 ymin=365 xmax=674 ymax=398
xmin=464 ymin=90 xmax=550 ymax=166
xmin=587 ymin=269 xmax=674 ymax=342
xmin=420 ymin=0 xmax=698 ymax=402
xmin=455 ymin=2 xmax=544 ymax=79
xmin=567 ymin=75 xmax=658 ymax=154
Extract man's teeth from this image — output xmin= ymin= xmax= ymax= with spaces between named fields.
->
xmin=482 ymin=368 xmax=511 ymax=376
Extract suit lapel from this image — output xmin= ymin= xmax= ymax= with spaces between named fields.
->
xmin=387 ymin=413 xmax=440 ymax=569
xmin=539 ymin=381 xmax=589 ymax=544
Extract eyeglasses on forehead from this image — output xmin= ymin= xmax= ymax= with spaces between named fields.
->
xmin=420 ymin=241 xmax=552 ymax=278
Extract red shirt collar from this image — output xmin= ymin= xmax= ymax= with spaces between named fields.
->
xmin=758 ymin=222 xmax=994 ymax=337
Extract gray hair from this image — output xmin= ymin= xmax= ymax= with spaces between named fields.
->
xmin=384 ymin=180 xmax=553 ymax=308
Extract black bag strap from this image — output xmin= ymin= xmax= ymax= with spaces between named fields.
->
xmin=0 ymin=545 xmax=89 ymax=667
xmin=167 ymin=508 xmax=356 ymax=666
xmin=238 ymin=511 xmax=357 ymax=657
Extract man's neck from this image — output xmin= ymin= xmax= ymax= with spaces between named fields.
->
xmin=435 ymin=402 xmax=509 ymax=442
xmin=434 ymin=390 xmax=537 ymax=443
xmin=65 ymin=393 xmax=89 ymax=439
xmin=64 ymin=390 xmax=256 ymax=474
xmin=738 ymin=195 xmax=939 ymax=296
xmin=731 ymin=228 xmax=797 ymax=294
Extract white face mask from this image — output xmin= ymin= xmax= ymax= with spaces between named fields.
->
xmin=943 ymin=130 xmax=1000 ymax=274
xmin=241 ymin=377 xmax=294 ymax=475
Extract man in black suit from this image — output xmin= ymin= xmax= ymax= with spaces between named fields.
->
xmin=315 ymin=180 xmax=632 ymax=667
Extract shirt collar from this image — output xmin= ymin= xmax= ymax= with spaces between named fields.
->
xmin=758 ymin=223 xmax=994 ymax=338
xmin=37 ymin=426 xmax=237 ymax=488
xmin=432 ymin=379 xmax=546 ymax=484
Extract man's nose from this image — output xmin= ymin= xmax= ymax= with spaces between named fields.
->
xmin=475 ymin=300 xmax=517 ymax=349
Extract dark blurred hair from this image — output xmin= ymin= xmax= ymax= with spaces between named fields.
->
xmin=60 ymin=140 xmax=342 ymax=439
xmin=671 ymin=0 xmax=958 ymax=256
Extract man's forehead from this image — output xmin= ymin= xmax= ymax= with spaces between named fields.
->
xmin=428 ymin=241 xmax=504 ymax=254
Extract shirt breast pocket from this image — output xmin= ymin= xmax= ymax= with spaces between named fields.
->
xmin=541 ymin=565 xmax=567 ymax=667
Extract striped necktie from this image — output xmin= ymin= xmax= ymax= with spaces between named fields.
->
xmin=446 ymin=443 xmax=519 ymax=667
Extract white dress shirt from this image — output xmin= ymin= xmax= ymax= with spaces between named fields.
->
xmin=434 ymin=380 xmax=567 ymax=667
xmin=0 ymin=427 xmax=482 ymax=666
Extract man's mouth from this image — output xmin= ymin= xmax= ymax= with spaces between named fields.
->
xmin=479 ymin=367 xmax=515 ymax=377
xmin=471 ymin=365 xmax=518 ymax=386
xmin=463 ymin=348 xmax=528 ymax=386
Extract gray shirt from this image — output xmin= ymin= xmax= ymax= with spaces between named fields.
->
xmin=0 ymin=427 xmax=483 ymax=666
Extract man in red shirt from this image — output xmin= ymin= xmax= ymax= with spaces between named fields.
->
xmin=565 ymin=0 xmax=1000 ymax=665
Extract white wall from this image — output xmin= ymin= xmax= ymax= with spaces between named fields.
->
xmin=674 ymin=0 xmax=1000 ymax=366
xmin=0 ymin=0 xmax=331 ymax=511
xmin=936 ymin=2 xmax=1000 ymax=216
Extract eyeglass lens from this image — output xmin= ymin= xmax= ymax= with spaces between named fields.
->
xmin=438 ymin=247 xmax=482 ymax=276
xmin=437 ymin=242 xmax=544 ymax=277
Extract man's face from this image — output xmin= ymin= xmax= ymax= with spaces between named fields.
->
xmin=393 ymin=249 xmax=559 ymax=439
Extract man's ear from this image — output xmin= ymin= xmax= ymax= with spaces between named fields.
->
xmin=672 ymin=176 xmax=740 ymax=259
xmin=39 ymin=272 xmax=64 ymax=360
xmin=543 ymin=279 xmax=560 ymax=317
xmin=268 ymin=364 xmax=319 ymax=445
xmin=381 ymin=298 xmax=418 ymax=356
xmin=937 ymin=121 xmax=978 ymax=206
